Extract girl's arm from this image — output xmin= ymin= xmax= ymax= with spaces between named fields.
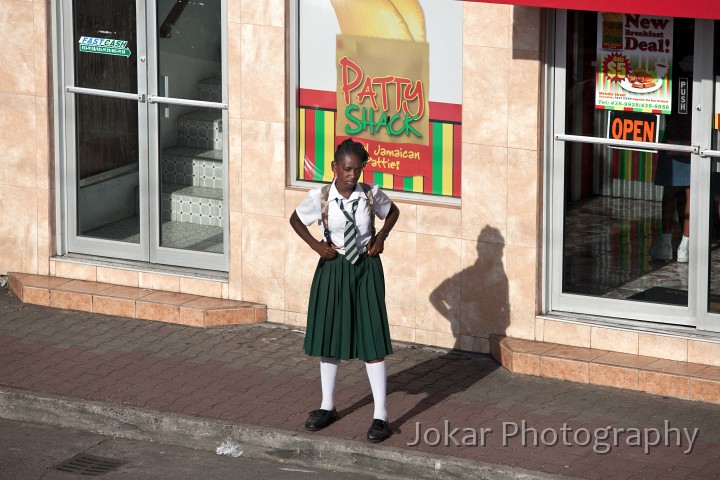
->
xmin=290 ymin=211 xmax=338 ymax=259
xmin=367 ymin=202 xmax=399 ymax=257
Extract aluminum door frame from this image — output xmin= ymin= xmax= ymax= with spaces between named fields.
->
xmin=61 ymin=0 xmax=149 ymax=262
xmin=58 ymin=0 xmax=229 ymax=271
xmin=545 ymin=11 xmax=715 ymax=326
xmin=693 ymin=21 xmax=720 ymax=332
xmin=145 ymin=0 xmax=229 ymax=271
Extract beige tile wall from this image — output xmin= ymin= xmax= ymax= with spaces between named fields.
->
xmin=535 ymin=318 xmax=720 ymax=367
xmin=248 ymin=3 xmax=545 ymax=353
xmin=0 ymin=0 xmax=53 ymax=276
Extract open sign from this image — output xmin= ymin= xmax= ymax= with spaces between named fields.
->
xmin=607 ymin=111 xmax=660 ymax=143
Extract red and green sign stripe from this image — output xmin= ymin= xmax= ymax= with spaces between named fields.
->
xmin=299 ymin=108 xmax=335 ymax=182
xmin=611 ymin=148 xmax=655 ymax=182
xmin=298 ymin=105 xmax=461 ymax=197
xmin=427 ymin=121 xmax=460 ymax=196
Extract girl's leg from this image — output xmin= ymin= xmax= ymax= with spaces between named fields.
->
xmin=365 ymin=359 xmax=387 ymax=421
xmin=304 ymin=356 xmax=339 ymax=431
xmin=320 ymin=356 xmax=339 ymax=410
xmin=365 ymin=358 xmax=391 ymax=442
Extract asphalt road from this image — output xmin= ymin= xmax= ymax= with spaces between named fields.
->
xmin=0 ymin=418 xmax=385 ymax=480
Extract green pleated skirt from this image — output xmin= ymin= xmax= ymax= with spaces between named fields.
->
xmin=304 ymin=253 xmax=393 ymax=362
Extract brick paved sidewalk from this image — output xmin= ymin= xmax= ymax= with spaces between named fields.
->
xmin=0 ymin=287 xmax=718 ymax=480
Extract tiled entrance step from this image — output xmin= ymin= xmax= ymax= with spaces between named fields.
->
xmin=491 ymin=335 xmax=720 ymax=405
xmin=8 ymin=273 xmax=266 ymax=327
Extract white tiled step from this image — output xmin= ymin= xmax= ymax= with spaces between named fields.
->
xmin=162 ymin=145 xmax=223 ymax=188
xmin=198 ymin=75 xmax=222 ymax=103
xmin=177 ymin=109 xmax=222 ymax=150
xmin=161 ymin=183 xmax=223 ymax=227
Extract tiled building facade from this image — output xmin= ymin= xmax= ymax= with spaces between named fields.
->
xmin=4 ymin=0 xmax=720 ymax=399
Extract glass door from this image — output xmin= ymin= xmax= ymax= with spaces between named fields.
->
xmin=698 ymin=20 xmax=720 ymax=332
xmin=63 ymin=0 xmax=227 ymax=270
xmin=65 ymin=0 xmax=147 ymax=261
xmin=147 ymin=0 xmax=227 ymax=270
xmin=548 ymin=11 xmax=713 ymax=326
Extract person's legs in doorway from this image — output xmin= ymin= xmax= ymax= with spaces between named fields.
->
xmin=650 ymin=186 xmax=679 ymax=260
xmin=677 ymin=187 xmax=690 ymax=263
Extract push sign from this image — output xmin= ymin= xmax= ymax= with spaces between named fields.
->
xmin=678 ymin=77 xmax=689 ymax=115
xmin=78 ymin=37 xmax=131 ymax=57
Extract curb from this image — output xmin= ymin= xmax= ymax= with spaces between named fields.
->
xmin=0 ymin=387 xmax=578 ymax=480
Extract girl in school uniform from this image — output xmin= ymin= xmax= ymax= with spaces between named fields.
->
xmin=289 ymin=138 xmax=400 ymax=443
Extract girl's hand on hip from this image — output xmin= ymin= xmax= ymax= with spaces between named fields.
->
xmin=314 ymin=240 xmax=339 ymax=259
xmin=367 ymin=237 xmax=384 ymax=257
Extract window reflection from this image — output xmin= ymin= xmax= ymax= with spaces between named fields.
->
xmin=562 ymin=12 xmax=693 ymax=306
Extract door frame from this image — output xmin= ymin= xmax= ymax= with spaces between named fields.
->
xmin=62 ymin=0 xmax=149 ymax=262
xmin=144 ymin=0 xmax=229 ymax=271
xmin=57 ymin=0 xmax=229 ymax=271
xmin=693 ymin=20 xmax=720 ymax=332
xmin=545 ymin=10 xmax=716 ymax=328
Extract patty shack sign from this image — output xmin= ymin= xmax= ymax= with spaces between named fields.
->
xmin=337 ymin=36 xmax=429 ymax=146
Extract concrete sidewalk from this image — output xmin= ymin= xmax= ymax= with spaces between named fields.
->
xmin=0 ymin=287 xmax=718 ymax=480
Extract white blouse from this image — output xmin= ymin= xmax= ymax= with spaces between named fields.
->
xmin=295 ymin=181 xmax=392 ymax=254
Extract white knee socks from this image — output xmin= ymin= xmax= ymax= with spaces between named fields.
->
xmin=365 ymin=360 xmax=388 ymax=421
xmin=319 ymin=357 xmax=388 ymax=420
xmin=320 ymin=356 xmax=339 ymax=411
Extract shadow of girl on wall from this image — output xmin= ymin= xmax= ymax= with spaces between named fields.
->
xmin=429 ymin=225 xmax=510 ymax=344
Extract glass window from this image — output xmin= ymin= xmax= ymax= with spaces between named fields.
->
xmin=157 ymin=0 xmax=222 ymax=102
xmin=73 ymin=0 xmax=137 ymax=93
xmin=560 ymin=11 xmax=694 ymax=307
xmin=707 ymin=22 xmax=720 ymax=313
xmin=156 ymin=0 xmax=225 ymax=256
xmin=293 ymin=0 xmax=463 ymax=198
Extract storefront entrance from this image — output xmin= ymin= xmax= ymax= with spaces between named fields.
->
xmin=59 ymin=0 xmax=227 ymax=271
xmin=548 ymin=12 xmax=720 ymax=332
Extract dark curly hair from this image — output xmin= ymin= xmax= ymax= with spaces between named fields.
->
xmin=334 ymin=138 xmax=369 ymax=165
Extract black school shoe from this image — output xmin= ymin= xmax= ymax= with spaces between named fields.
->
xmin=366 ymin=419 xmax=391 ymax=443
xmin=304 ymin=408 xmax=338 ymax=431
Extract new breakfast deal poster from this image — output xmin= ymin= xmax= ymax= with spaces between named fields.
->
xmin=298 ymin=0 xmax=463 ymax=198
xmin=595 ymin=12 xmax=673 ymax=114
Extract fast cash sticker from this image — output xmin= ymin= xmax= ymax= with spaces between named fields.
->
xmin=78 ymin=37 xmax=131 ymax=57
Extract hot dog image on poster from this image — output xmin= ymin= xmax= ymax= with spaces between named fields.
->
xmin=595 ymin=12 xmax=674 ymax=114
xmin=298 ymin=0 xmax=463 ymax=197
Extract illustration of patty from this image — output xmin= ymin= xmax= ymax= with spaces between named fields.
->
xmin=330 ymin=0 xmax=426 ymax=41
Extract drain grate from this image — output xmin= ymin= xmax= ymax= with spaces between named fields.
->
xmin=55 ymin=453 xmax=126 ymax=476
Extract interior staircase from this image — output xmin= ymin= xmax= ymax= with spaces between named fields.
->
xmin=159 ymin=76 xmax=224 ymax=249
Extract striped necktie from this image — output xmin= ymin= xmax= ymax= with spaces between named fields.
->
xmin=338 ymin=199 xmax=359 ymax=264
